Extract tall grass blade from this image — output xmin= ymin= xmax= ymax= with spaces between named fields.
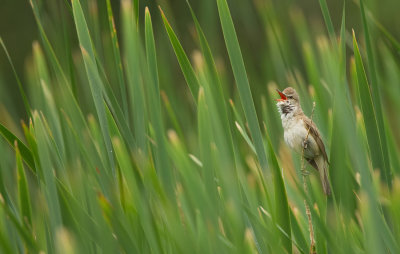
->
xmin=0 ymin=123 xmax=35 ymax=172
xmin=197 ymin=88 xmax=219 ymax=210
xmin=98 ymin=192 xmax=139 ymax=252
xmin=105 ymin=0 xmax=129 ymax=120
xmin=33 ymin=112 xmax=62 ymax=242
xmin=30 ymin=0 xmax=72 ymax=90
xmin=265 ymin=132 xmax=292 ymax=253
xmin=0 ymin=200 xmax=38 ymax=252
xmin=15 ymin=141 xmax=32 ymax=227
xmin=329 ymin=4 xmax=358 ymax=215
xmin=216 ymin=0 xmax=268 ymax=172
xmin=365 ymin=10 xmax=400 ymax=52
xmin=99 ymin=67 xmax=137 ymax=151
xmin=145 ymin=7 xmax=173 ymax=196
xmin=186 ymin=0 xmax=236 ymax=162
xmin=133 ymin=0 xmax=139 ymax=24
xmin=72 ymin=0 xmax=115 ymax=176
xmin=0 ymin=38 xmax=32 ymax=119
xmin=289 ymin=209 xmax=308 ymax=253
xmin=30 ymin=0 xmax=107 ymax=181
xmin=160 ymin=7 xmax=199 ymax=101
xmin=186 ymin=1 xmax=228 ymax=118
xmin=359 ymin=0 xmax=391 ymax=186
xmin=2 ymin=0 xmax=400 ymax=253
xmin=352 ymin=32 xmax=387 ymax=183
xmin=121 ymin=0 xmax=148 ymax=154
xmin=317 ymin=0 xmax=336 ymax=43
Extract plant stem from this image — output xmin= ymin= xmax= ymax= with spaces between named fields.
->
xmin=301 ymin=101 xmax=316 ymax=254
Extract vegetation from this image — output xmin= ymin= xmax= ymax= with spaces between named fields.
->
xmin=0 ymin=0 xmax=400 ymax=253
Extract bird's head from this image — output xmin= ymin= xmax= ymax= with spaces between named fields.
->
xmin=276 ymin=87 xmax=301 ymax=115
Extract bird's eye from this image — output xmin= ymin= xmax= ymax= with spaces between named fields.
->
xmin=287 ymin=96 xmax=293 ymax=99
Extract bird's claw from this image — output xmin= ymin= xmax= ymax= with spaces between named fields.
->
xmin=302 ymin=139 xmax=308 ymax=149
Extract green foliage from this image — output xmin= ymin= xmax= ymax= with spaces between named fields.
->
xmin=160 ymin=7 xmax=200 ymax=101
xmin=0 ymin=0 xmax=399 ymax=253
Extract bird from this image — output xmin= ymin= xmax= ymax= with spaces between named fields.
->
xmin=276 ymin=87 xmax=331 ymax=195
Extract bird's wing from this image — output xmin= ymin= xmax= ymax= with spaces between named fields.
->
xmin=306 ymin=158 xmax=319 ymax=171
xmin=303 ymin=117 xmax=329 ymax=163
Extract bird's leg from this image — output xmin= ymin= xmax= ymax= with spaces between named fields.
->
xmin=301 ymin=138 xmax=310 ymax=176
xmin=302 ymin=138 xmax=309 ymax=150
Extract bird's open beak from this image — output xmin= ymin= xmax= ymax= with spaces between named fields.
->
xmin=275 ymin=89 xmax=287 ymax=101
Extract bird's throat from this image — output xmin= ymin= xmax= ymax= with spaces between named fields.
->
xmin=280 ymin=104 xmax=295 ymax=116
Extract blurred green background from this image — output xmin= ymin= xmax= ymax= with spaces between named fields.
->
xmin=1 ymin=0 xmax=400 ymax=253
xmin=2 ymin=0 xmax=400 ymax=122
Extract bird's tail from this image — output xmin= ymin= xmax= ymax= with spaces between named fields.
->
xmin=315 ymin=155 xmax=331 ymax=195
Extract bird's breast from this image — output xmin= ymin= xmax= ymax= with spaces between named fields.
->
xmin=282 ymin=118 xmax=319 ymax=158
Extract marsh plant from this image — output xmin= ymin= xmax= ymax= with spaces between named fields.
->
xmin=0 ymin=0 xmax=399 ymax=253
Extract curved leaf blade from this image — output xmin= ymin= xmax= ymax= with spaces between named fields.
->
xmin=215 ymin=0 xmax=268 ymax=172
xmin=0 ymin=123 xmax=35 ymax=172
xmin=352 ymin=32 xmax=386 ymax=181
xmin=159 ymin=7 xmax=199 ymax=101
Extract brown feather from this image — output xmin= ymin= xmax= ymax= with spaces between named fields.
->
xmin=302 ymin=117 xmax=329 ymax=163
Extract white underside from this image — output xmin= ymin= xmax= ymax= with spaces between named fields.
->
xmin=277 ymin=100 xmax=331 ymax=194
xmin=278 ymin=103 xmax=319 ymax=158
